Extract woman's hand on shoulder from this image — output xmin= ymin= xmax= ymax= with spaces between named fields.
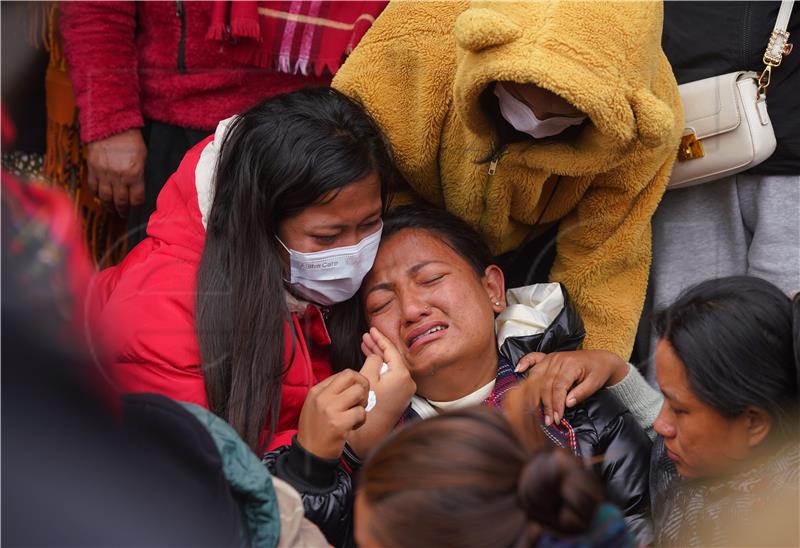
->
xmin=514 ymin=349 xmax=628 ymax=426
xmin=297 ymin=369 xmax=371 ymax=460
xmin=347 ymin=327 xmax=417 ymax=457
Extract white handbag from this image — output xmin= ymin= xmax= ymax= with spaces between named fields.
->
xmin=667 ymin=0 xmax=794 ymax=190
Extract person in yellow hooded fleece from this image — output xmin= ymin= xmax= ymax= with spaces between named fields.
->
xmin=333 ymin=1 xmax=683 ymax=361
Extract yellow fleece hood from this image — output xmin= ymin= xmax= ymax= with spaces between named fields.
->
xmin=334 ymin=0 xmax=683 ymax=359
xmin=453 ymin=1 xmax=676 ymax=172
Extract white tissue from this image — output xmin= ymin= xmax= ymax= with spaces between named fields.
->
xmin=365 ymin=362 xmax=392 ymax=412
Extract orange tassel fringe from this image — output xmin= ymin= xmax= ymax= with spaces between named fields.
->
xmin=42 ymin=2 xmax=128 ymax=268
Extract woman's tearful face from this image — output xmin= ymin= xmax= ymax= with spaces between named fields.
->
xmin=362 ymin=229 xmax=500 ymax=383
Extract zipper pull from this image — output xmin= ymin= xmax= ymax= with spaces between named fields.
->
xmin=488 ymin=157 xmax=499 ymax=176
xmin=487 ymin=147 xmax=506 ymax=176
xmin=176 ymin=0 xmax=183 ymax=17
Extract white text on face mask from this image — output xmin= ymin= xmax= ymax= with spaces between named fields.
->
xmin=276 ymin=224 xmax=383 ymax=306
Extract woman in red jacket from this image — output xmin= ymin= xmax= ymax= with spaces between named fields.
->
xmin=91 ymin=88 xmax=399 ymax=457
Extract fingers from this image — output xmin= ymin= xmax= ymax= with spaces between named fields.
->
xmin=327 ymin=369 xmax=370 ymax=397
xmin=514 ymin=375 xmax=543 ymax=419
xmin=338 ymin=382 xmax=370 ymax=410
xmin=308 ymin=372 xmax=338 ymax=395
xmin=368 ymin=327 xmax=393 ymax=354
xmin=504 ymin=383 xmax=545 ymax=451
xmin=515 ymin=352 xmax=545 ymax=373
xmin=129 ymin=177 xmax=145 ymax=207
xmin=369 ymin=327 xmax=407 ymax=372
xmin=341 ymin=406 xmax=368 ymax=432
xmin=87 ymin=165 xmax=100 ymax=197
xmin=565 ymin=384 xmax=590 ymax=409
xmin=564 ymin=371 xmax=606 ymax=409
xmin=550 ymin=366 xmax=582 ymax=424
xmin=112 ymin=180 xmax=130 ymax=217
xmin=97 ymin=177 xmax=114 ymax=211
xmin=539 ymin=356 xmax=562 ymax=426
xmin=359 ymin=354 xmax=384 ymax=385
xmin=361 ymin=332 xmax=381 ymax=357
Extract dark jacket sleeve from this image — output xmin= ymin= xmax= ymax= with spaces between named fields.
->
xmin=263 ymin=436 xmax=354 ymax=548
xmin=568 ymin=391 xmax=654 ymax=545
xmin=59 ymin=1 xmax=144 ymax=143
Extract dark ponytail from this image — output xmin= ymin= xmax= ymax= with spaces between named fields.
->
xmin=196 ymin=88 xmax=394 ymax=452
xmin=358 ymin=406 xmax=607 ymax=548
xmin=517 ymin=450 xmax=604 ymax=542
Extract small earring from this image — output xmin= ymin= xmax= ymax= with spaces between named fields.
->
xmin=491 ymin=297 xmax=501 ymax=306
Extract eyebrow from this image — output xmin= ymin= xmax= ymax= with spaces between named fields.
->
xmin=364 ymin=260 xmax=447 ymax=297
xmin=661 ymin=387 xmax=680 ymax=404
xmin=309 ymin=209 xmax=383 ymax=231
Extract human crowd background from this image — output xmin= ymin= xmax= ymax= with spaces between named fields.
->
xmin=2 ymin=1 xmax=799 ymax=547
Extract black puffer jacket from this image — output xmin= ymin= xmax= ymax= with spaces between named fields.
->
xmin=500 ymin=283 xmax=653 ymax=544
xmin=262 ymin=437 xmax=355 ymax=548
xmin=564 ymin=392 xmax=653 ymax=544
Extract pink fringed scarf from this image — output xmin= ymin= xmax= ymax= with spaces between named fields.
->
xmin=206 ymin=0 xmax=387 ymax=77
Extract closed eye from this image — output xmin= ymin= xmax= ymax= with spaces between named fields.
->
xmin=368 ymin=299 xmax=393 ymax=315
xmin=422 ymin=274 xmax=445 ymax=285
xmin=359 ymin=219 xmax=381 ymax=230
xmin=312 ymin=234 xmax=338 ymax=245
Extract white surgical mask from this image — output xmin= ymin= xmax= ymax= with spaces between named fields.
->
xmin=276 ymin=224 xmax=383 ymax=306
xmin=493 ymin=82 xmax=586 ymax=139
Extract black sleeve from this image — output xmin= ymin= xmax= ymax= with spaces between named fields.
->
xmin=263 ymin=436 xmax=354 ymax=548
xmin=583 ymin=393 xmax=655 ymax=546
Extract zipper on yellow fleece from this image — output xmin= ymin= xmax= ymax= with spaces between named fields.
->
xmin=487 ymin=146 xmax=507 ymax=176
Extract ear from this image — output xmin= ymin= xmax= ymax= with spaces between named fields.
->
xmin=454 ymin=8 xmax=522 ymax=52
xmin=744 ymin=406 xmax=772 ymax=448
xmin=482 ymin=264 xmax=506 ymax=312
xmin=629 ymin=88 xmax=676 ymax=149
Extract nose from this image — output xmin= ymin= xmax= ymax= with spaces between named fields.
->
xmin=339 ymin=230 xmax=361 ymax=247
xmin=653 ymin=402 xmax=677 ymax=439
xmin=398 ymin=288 xmax=430 ymax=325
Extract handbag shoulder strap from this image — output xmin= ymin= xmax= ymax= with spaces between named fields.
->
xmin=758 ymin=0 xmax=795 ymax=96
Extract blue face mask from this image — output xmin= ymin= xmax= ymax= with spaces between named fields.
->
xmin=276 ymin=223 xmax=383 ymax=306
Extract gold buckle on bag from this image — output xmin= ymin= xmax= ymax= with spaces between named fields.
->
xmin=678 ymin=132 xmax=704 ymax=161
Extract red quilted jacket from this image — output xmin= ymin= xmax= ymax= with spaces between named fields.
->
xmin=59 ymin=1 xmax=330 ymax=143
xmin=90 ymin=131 xmax=333 ymax=451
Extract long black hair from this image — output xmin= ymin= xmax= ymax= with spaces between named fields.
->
xmin=654 ymin=276 xmax=800 ymax=440
xmin=196 ymin=88 xmax=395 ymax=452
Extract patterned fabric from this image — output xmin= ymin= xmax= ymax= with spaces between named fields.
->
xmin=537 ymin=503 xmax=635 ymax=548
xmin=399 ymin=355 xmax=580 ymax=456
xmin=1 ymin=152 xmax=44 ymax=181
xmin=651 ymin=436 xmax=800 ymax=546
xmin=207 ymin=1 xmax=387 ymax=77
xmin=1 ymin=172 xmax=95 ymax=338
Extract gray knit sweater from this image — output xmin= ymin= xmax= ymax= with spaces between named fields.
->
xmin=606 ymin=364 xmax=663 ymax=441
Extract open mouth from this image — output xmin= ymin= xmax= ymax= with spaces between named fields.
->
xmin=406 ymin=323 xmax=448 ymax=351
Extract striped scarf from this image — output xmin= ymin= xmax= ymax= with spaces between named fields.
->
xmin=651 ymin=437 xmax=800 ymax=546
xmin=399 ymin=355 xmax=580 ymax=456
xmin=207 ymin=1 xmax=387 ymax=77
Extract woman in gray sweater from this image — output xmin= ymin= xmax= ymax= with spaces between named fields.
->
xmin=514 ymin=276 xmax=799 ymax=546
